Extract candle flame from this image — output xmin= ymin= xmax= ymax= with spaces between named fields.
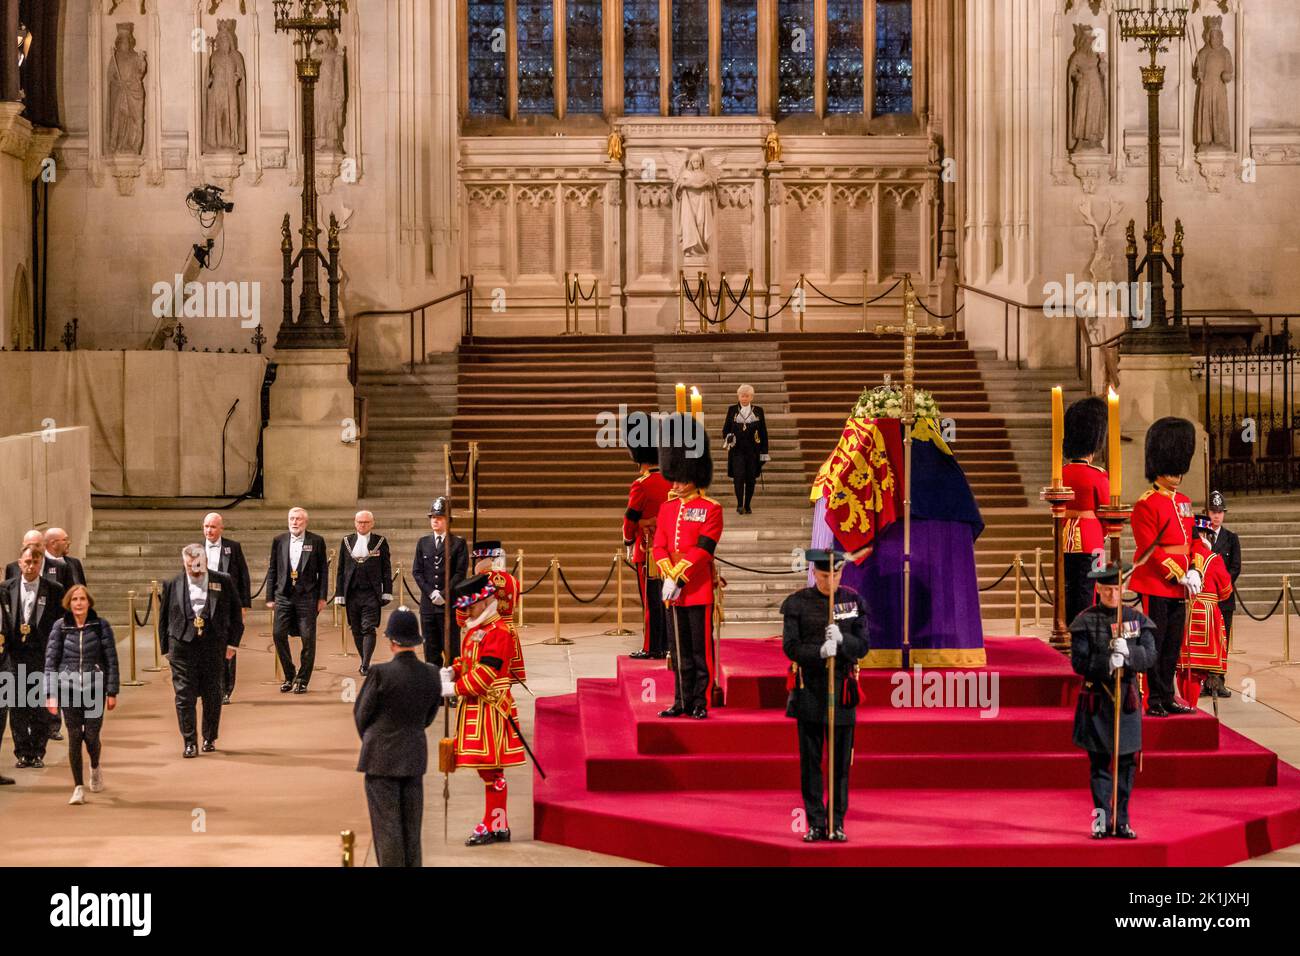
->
xmin=1108 ymin=386 xmax=1119 ymax=400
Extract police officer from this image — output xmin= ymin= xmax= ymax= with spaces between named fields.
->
xmin=412 ymin=497 xmax=468 ymax=666
xmin=1204 ymin=490 xmax=1240 ymax=699
xmin=354 ymin=607 xmax=441 ymax=867
xmin=1069 ymin=563 xmax=1157 ymax=838
xmin=335 ymin=510 xmax=393 ymax=676
xmin=781 ymin=549 xmax=869 ymax=843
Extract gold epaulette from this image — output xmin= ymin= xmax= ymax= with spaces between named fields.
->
xmin=1136 ymin=487 xmax=1159 ymax=503
xmin=697 ymin=493 xmax=720 ymax=507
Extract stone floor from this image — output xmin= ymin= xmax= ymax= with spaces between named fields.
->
xmin=1 ymin=610 xmax=1297 ymax=867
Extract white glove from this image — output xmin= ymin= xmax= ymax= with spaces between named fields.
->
xmin=380 ymin=593 xmax=392 ymax=605
xmin=431 ymin=590 xmax=444 ymax=605
xmin=333 ymin=596 xmax=345 ymax=606
xmin=440 ymin=680 xmax=456 ymax=697
xmin=819 ymin=638 xmax=838 ymax=659
xmin=1109 ymin=652 xmax=1125 ymax=674
xmin=439 ymin=667 xmax=454 ymax=684
xmin=625 ymin=545 xmax=635 ymax=562
xmin=825 ymin=624 xmax=843 ymax=645
xmin=1112 ymin=636 xmax=1130 ymax=659
xmin=759 ymin=454 xmax=771 ymax=463
xmin=661 ymin=579 xmax=681 ymax=603
xmin=1182 ymin=569 xmax=1203 ymax=596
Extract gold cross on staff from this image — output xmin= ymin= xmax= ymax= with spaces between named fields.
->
xmin=874 ymin=275 xmax=946 ymax=422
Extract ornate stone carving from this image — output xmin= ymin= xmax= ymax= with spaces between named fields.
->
xmin=1067 ymin=23 xmax=1107 ymax=153
xmin=636 ymin=183 xmax=671 ymax=208
xmin=315 ymin=32 xmax=346 ymax=153
xmin=718 ymin=183 xmax=753 ymax=209
xmin=668 ymin=150 xmax=722 ymax=259
xmin=467 ymin=184 xmax=508 ymax=208
xmin=203 ymin=20 xmax=247 ymax=153
xmin=1192 ymin=16 xmax=1233 ymax=151
xmin=832 ymin=184 xmax=873 ymax=209
xmin=107 ymin=23 xmax=147 ymax=155
xmin=564 ymin=185 xmax=603 ymax=209
xmin=1078 ymin=197 xmax=1124 ymax=282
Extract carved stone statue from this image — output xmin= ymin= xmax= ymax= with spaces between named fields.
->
xmin=315 ymin=31 xmax=346 ymax=152
xmin=204 ymin=20 xmax=247 ymax=153
xmin=606 ymin=131 xmax=624 ymax=163
xmin=1067 ymin=23 xmax=1107 ymax=152
xmin=1193 ymin=17 xmax=1234 ymax=151
xmin=763 ymin=130 xmax=782 ymax=164
xmin=107 ymin=23 xmax=147 ymax=155
xmin=669 ymin=150 xmax=722 ymax=260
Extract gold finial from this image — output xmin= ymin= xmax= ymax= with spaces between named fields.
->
xmin=1125 ymin=219 xmax=1137 ymax=256
xmin=1173 ymin=218 xmax=1184 ymax=255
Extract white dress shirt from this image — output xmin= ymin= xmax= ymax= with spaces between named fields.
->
xmin=206 ymin=538 xmax=223 ymax=572
xmin=289 ymin=534 xmax=305 ymax=570
xmin=351 ymin=533 xmax=370 ymax=559
xmin=188 ymin=575 xmax=208 ymax=618
xmin=20 ymin=577 xmax=38 ymax=622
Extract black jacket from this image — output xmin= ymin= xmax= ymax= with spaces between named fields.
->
xmin=1069 ymin=604 xmax=1158 ymax=755
xmin=266 ymin=531 xmax=330 ymax=604
xmin=336 ymin=532 xmax=393 ymax=604
xmin=5 ymin=556 xmax=76 ymax=593
xmin=721 ymin=403 xmax=769 ymax=480
xmin=44 ymin=610 xmax=120 ymax=697
xmin=207 ymin=537 xmax=252 ymax=608
xmin=1 ymin=575 xmax=65 ymax=664
xmin=354 ymin=652 xmax=441 ymax=777
xmin=781 ymin=585 xmax=869 ymax=725
xmin=1210 ymin=526 xmax=1241 ymax=611
xmin=412 ymin=532 xmax=468 ymax=614
xmin=158 ymin=570 xmax=245 ymax=656
xmin=63 ymin=555 xmax=87 ymax=587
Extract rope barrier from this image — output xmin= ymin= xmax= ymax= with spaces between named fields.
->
xmin=1236 ymin=589 xmax=1284 ymax=622
xmin=249 ymin=568 xmax=270 ymax=601
xmin=567 ymin=276 xmax=597 ymax=303
xmin=519 ymin=561 xmax=554 ymax=596
xmin=917 ymin=298 xmax=966 ymax=320
xmin=978 ymin=562 xmax=1015 ymax=593
xmin=714 ymin=554 xmax=803 ymax=576
xmin=402 ymin=577 xmax=422 ymax=605
xmin=802 ymin=276 xmax=903 ymax=309
xmin=132 ymin=598 xmax=153 ymax=628
xmin=1020 ymin=564 xmax=1053 ymax=604
xmin=447 ymin=452 xmax=471 ymax=484
xmin=1038 ymin=565 xmax=1055 ymax=605
xmin=556 ymin=559 xmax=618 ymax=605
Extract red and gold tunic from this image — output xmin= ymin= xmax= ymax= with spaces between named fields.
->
xmin=1130 ymin=483 xmax=1194 ymax=599
xmin=457 ymin=569 xmax=526 ymax=684
xmin=652 ymin=489 xmax=724 ymax=607
xmin=1062 ymin=460 xmax=1110 ymax=554
xmin=1180 ymin=539 xmax=1230 ymax=675
xmin=450 ymin=612 xmax=526 ymax=770
xmin=623 ymin=467 xmax=671 ymax=579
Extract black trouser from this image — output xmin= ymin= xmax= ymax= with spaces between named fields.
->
xmin=733 ymin=476 xmax=756 ymax=511
xmin=273 ymin=596 xmax=320 ymax=685
xmin=1088 ymin=749 xmax=1136 ymax=830
xmin=1063 ymin=552 xmax=1096 ymax=626
xmin=169 ymin=638 xmax=225 ymax=744
xmin=10 ymin=652 xmax=48 ymax=760
xmin=421 ymin=608 xmax=459 ymax=667
xmin=670 ymin=604 xmax=712 ymax=711
xmin=797 ymin=719 xmax=855 ymax=831
xmin=346 ymin=594 xmax=381 ymax=669
xmin=637 ymin=572 xmax=667 ymax=656
xmin=1142 ymin=594 xmax=1186 ymax=707
xmin=62 ymin=706 xmax=104 ymax=788
xmin=223 ymin=655 xmax=237 ymax=698
xmin=364 ymin=774 xmax=424 ymax=867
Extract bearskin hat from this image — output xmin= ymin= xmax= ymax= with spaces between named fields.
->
xmin=658 ymin=412 xmax=712 ymax=488
xmin=624 ymin=410 xmax=661 ymax=466
xmin=1062 ymin=396 xmax=1108 ymax=460
xmin=1144 ymin=416 xmax=1196 ymax=482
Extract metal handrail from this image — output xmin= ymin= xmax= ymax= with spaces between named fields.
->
xmin=956 ymin=283 xmax=1041 ymax=372
xmin=348 ymin=275 xmax=475 ymax=383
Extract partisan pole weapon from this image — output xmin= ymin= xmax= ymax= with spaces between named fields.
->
xmin=826 ymin=551 xmax=838 ymax=835
xmin=441 ymin=443 xmax=453 ymax=844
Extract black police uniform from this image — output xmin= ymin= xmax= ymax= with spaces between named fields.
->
xmin=781 ymin=582 xmax=869 ymax=838
xmin=412 ymin=503 xmax=468 ymax=666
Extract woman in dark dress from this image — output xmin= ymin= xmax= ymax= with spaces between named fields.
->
xmin=721 ymin=384 xmax=770 ymax=515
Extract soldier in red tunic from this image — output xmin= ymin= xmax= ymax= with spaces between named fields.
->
xmin=1130 ymin=417 xmax=1199 ymax=717
xmin=1061 ymin=396 xmax=1111 ymax=623
xmin=623 ymin=417 xmax=672 ymax=659
xmin=653 ymin=413 xmax=724 ymax=719
xmin=439 ymin=573 xmax=526 ymax=846
xmin=1178 ymin=515 xmax=1231 ymax=708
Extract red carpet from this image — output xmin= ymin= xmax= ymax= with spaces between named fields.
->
xmin=533 ymin=636 xmax=1300 ymax=865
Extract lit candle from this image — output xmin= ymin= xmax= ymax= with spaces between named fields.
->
xmin=1108 ymin=386 xmax=1122 ymax=497
xmin=690 ymin=387 xmax=703 ymax=420
xmin=1051 ymin=386 xmax=1063 ymax=488
xmin=675 ymin=383 xmax=687 ymax=414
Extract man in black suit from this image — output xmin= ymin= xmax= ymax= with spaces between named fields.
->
xmin=412 ymin=497 xmax=468 ymax=666
xmin=0 ymin=585 xmax=15 ymax=784
xmin=201 ymin=513 xmax=252 ymax=703
xmin=354 ymin=607 xmax=441 ymax=867
xmin=721 ymin=385 xmax=770 ymax=515
xmin=1205 ymin=490 xmax=1241 ymax=699
xmin=266 ymin=507 xmax=329 ymax=694
xmin=2 ymin=546 xmax=65 ymax=768
xmin=5 ymin=529 xmax=76 ymax=592
xmin=43 ymin=529 xmax=86 ymax=586
xmin=159 ymin=545 xmax=245 ymax=757
xmin=335 ymin=510 xmax=393 ymax=676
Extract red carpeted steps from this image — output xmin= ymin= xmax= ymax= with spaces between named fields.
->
xmin=533 ymin=636 xmax=1300 ymax=865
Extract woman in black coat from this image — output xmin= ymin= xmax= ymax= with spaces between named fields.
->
xmin=44 ymin=585 xmax=119 ymax=805
xmin=721 ymin=384 xmax=770 ymax=515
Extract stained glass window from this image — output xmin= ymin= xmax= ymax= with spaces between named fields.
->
xmin=467 ymin=0 xmax=507 ymax=116
xmin=720 ymin=1 xmax=758 ymax=115
xmin=567 ymin=0 xmax=603 ymax=113
xmin=826 ymin=0 xmax=864 ymax=114
xmin=671 ymin=0 xmax=709 ymax=116
xmin=777 ymin=0 xmax=815 ymax=115
xmin=623 ymin=0 xmax=660 ymax=114
xmin=873 ymin=0 xmax=913 ymax=115
xmin=517 ymin=0 xmax=555 ymax=114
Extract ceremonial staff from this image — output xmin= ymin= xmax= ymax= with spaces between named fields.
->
xmin=875 ymin=276 xmax=944 ymax=668
xmin=1110 ymin=567 xmax=1124 ymax=837
xmin=826 ymin=551 xmax=838 ymax=834
xmin=441 ymin=443 xmax=454 ymax=844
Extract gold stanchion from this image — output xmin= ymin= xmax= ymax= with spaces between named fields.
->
xmin=719 ymin=272 xmax=728 ymax=332
xmin=515 ymin=549 xmax=528 ymax=628
xmin=341 ymin=830 xmax=355 ymax=867
xmin=858 ymin=270 xmax=869 ymax=333
xmin=122 ymin=589 xmax=146 ymax=687
xmin=697 ymin=272 xmax=707 ymax=333
xmin=677 ymin=271 xmax=686 ymax=334
xmin=1272 ymin=575 xmax=1300 ymax=665
xmin=142 ymin=580 xmax=164 ymax=672
xmin=797 ymin=273 xmax=806 ymax=332
xmin=542 ymin=558 xmax=573 ymax=646
xmin=1013 ymin=553 xmax=1023 ymax=636
xmin=604 ymin=551 xmax=633 ymax=636
xmin=1034 ymin=547 xmax=1043 ymax=628
xmin=593 ymin=278 xmax=600 ymax=333
xmin=746 ymin=268 xmax=756 ymax=333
